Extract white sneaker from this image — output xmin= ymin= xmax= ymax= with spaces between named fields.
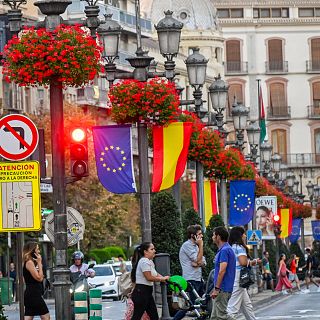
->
xmin=282 ymin=290 xmax=288 ymax=295
xmin=302 ymin=289 xmax=310 ymax=293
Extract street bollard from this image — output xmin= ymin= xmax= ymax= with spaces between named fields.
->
xmin=154 ymin=253 xmax=171 ymax=320
xmin=74 ymin=291 xmax=88 ymax=320
xmin=89 ymin=288 xmax=102 ymax=320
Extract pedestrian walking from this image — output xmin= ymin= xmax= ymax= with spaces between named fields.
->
xmin=227 ymin=226 xmax=260 ymax=320
xmin=261 ymin=251 xmax=274 ymax=291
xmin=130 ymin=242 xmax=169 ymax=320
xmin=210 ymin=226 xmax=236 ymax=320
xmin=275 ymin=253 xmax=293 ymax=294
xmin=301 ymin=248 xmax=320 ymax=293
xmin=288 ymin=254 xmax=301 ymax=291
xmin=173 ymin=224 xmax=206 ymax=320
xmin=9 ymin=262 xmax=16 ymax=302
xmin=23 ymin=242 xmax=50 ymax=320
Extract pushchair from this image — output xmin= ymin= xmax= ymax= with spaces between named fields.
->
xmin=167 ymin=270 xmax=214 ymax=320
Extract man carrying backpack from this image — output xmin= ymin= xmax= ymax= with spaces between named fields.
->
xmin=302 ymin=248 xmax=320 ymax=293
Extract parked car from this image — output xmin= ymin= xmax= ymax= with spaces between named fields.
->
xmin=87 ymin=264 xmax=120 ymax=300
xmin=112 ymin=261 xmax=132 ymax=274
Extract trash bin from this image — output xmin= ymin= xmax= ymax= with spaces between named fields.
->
xmin=0 ymin=278 xmax=13 ymax=305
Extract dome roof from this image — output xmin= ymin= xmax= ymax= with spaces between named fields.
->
xmin=140 ymin=0 xmax=219 ymax=31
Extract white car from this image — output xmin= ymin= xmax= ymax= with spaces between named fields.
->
xmin=87 ymin=264 xmax=120 ymax=300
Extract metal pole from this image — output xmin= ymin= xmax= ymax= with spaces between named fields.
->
xmin=16 ymin=232 xmax=24 ymax=320
xmin=220 ymin=179 xmax=228 ymax=226
xmin=196 ymin=162 xmax=205 ymax=230
xmin=160 ymin=283 xmax=171 ymax=320
xmin=138 ymin=123 xmax=152 ymax=242
xmin=50 ymin=79 xmax=71 ymax=320
xmin=7 ymin=232 xmax=11 ymax=305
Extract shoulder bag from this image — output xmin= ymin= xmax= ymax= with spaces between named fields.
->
xmin=235 ymin=245 xmax=255 ymax=288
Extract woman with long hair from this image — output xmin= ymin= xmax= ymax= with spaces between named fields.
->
xmin=130 ymin=242 xmax=169 ymax=320
xmin=23 ymin=242 xmax=50 ymax=320
xmin=288 ymin=254 xmax=301 ymax=291
xmin=226 ymin=226 xmax=260 ymax=320
xmin=275 ymin=253 xmax=293 ymax=294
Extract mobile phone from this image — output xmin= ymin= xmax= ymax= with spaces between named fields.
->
xmin=192 ymin=235 xmax=197 ymax=240
xmin=31 ymin=252 xmax=37 ymax=259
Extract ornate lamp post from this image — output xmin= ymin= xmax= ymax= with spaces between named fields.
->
xmin=271 ymin=153 xmax=281 ymax=180
xmin=247 ymin=121 xmax=260 ymax=164
xmin=286 ymin=170 xmax=296 ymax=195
xmin=231 ymin=101 xmax=249 ymax=151
xmin=208 ymin=76 xmax=229 ymax=226
xmin=260 ymin=141 xmax=272 ymax=176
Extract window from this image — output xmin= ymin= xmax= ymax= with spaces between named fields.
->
xmin=315 ymin=129 xmax=320 ymax=154
xmin=226 ymin=40 xmax=241 ymax=72
xmin=312 ymin=82 xmax=320 ymax=107
xmin=270 ymin=82 xmax=286 ymax=113
xmin=253 ymin=8 xmax=289 ymax=18
xmin=271 ymin=129 xmax=287 ymax=162
xmin=298 ymin=8 xmax=320 ymax=17
xmin=311 ymin=38 xmax=320 ymax=70
xmin=268 ymin=39 xmax=283 ymax=71
xmin=217 ymin=8 xmax=243 ymax=18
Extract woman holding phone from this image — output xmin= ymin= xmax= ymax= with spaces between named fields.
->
xmin=23 ymin=242 xmax=50 ymax=320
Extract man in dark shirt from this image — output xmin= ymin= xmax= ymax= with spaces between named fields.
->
xmin=303 ymin=248 xmax=320 ymax=292
xmin=211 ymin=226 xmax=236 ymax=319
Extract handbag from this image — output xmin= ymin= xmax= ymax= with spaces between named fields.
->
xmin=239 ymin=266 xmax=255 ymax=288
xmin=280 ymin=271 xmax=287 ymax=277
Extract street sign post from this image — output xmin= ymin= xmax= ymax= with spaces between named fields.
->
xmin=0 ymin=161 xmax=41 ymax=231
xmin=247 ymin=230 xmax=262 ymax=245
xmin=0 ymin=114 xmax=39 ymax=161
xmin=44 ymin=207 xmax=85 ymax=247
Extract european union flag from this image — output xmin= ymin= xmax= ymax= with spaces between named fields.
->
xmin=92 ymin=125 xmax=136 ymax=194
xmin=229 ymin=180 xmax=256 ymax=226
xmin=312 ymin=220 xmax=320 ymax=241
xmin=289 ymin=218 xmax=301 ymax=244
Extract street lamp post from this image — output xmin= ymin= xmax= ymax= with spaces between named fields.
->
xmin=231 ymin=101 xmax=249 ymax=151
xmin=98 ymin=7 xmax=184 ymax=241
xmin=260 ymin=141 xmax=272 ymax=177
xmin=246 ymin=121 xmax=260 ymax=165
xmin=209 ymin=76 xmax=229 ymax=226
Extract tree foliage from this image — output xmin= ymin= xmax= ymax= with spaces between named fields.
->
xmin=181 ymin=208 xmax=201 ymax=241
xmin=151 ymin=192 xmax=183 ymax=275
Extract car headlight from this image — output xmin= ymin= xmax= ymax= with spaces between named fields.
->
xmin=75 ymin=284 xmax=85 ymax=292
xmin=105 ymin=281 xmax=115 ymax=286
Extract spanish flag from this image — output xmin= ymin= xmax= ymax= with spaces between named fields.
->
xmin=279 ymin=208 xmax=292 ymax=238
xmin=191 ymin=181 xmax=219 ymax=226
xmin=152 ymin=122 xmax=192 ymax=192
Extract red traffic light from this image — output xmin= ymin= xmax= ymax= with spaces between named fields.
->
xmin=71 ymin=128 xmax=86 ymax=143
xmin=273 ymin=214 xmax=280 ymax=223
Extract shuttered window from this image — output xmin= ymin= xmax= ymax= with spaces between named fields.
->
xmin=226 ymin=40 xmax=241 ymax=72
xmin=228 ymin=84 xmax=243 ymax=115
xmin=271 ymin=129 xmax=287 ymax=163
xmin=311 ymin=39 xmax=320 ymax=70
xmin=312 ymin=82 xmax=320 ymax=107
xmin=270 ymin=82 xmax=286 ymax=115
xmin=268 ymin=39 xmax=283 ymax=71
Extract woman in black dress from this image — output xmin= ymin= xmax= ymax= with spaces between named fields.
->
xmin=23 ymin=242 xmax=50 ymax=320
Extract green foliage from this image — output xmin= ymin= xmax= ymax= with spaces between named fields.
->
xmin=181 ymin=208 xmax=201 ymax=241
xmin=88 ymin=246 xmax=126 ymax=264
xmin=151 ymin=192 xmax=183 ymax=275
xmin=203 ymin=215 xmax=225 ymax=280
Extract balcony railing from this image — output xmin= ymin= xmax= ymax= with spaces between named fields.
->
xmin=224 ymin=61 xmax=248 ymax=75
xmin=306 ymin=60 xmax=320 ymax=73
xmin=265 ymin=61 xmax=288 ymax=74
xmin=267 ymin=106 xmax=291 ymax=119
xmin=308 ymin=105 xmax=320 ymax=119
xmin=284 ymin=153 xmax=320 ymax=166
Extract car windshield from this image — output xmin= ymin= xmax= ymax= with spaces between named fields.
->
xmin=93 ymin=266 xmax=113 ymax=276
xmin=113 ymin=264 xmax=132 ymax=273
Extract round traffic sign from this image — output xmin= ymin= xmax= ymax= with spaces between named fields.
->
xmin=0 ymin=114 xmax=39 ymax=161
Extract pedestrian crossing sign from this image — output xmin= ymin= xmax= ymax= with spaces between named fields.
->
xmin=247 ymin=230 xmax=262 ymax=245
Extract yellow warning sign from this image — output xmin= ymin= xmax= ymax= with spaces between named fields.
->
xmin=0 ymin=161 xmax=41 ymax=231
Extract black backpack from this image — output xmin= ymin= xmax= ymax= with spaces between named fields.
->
xmin=312 ymin=255 xmax=320 ymax=270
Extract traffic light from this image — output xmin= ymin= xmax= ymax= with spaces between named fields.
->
xmin=273 ymin=212 xmax=281 ymax=237
xmin=273 ymin=213 xmax=280 ymax=224
xmin=70 ymin=127 xmax=89 ymax=177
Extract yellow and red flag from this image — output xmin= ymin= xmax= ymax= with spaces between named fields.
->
xmin=279 ymin=208 xmax=292 ymax=238
xmin=152 ymin=122 xmax=192 ymax=192
xmin=191 ymin=181 xmax=219 ymax=226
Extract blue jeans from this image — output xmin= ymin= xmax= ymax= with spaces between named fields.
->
xmin=173 ymin=280 xmax=204 ymax=320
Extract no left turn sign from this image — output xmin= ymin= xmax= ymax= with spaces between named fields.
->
xmin=0 ymin=114 xmax=39 ymax=161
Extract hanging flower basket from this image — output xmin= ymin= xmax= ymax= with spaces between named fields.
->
xmin=2 ymin=25 xmax=103 ymax=87
xmin=109 ymin=78 xmax=180 ymax=126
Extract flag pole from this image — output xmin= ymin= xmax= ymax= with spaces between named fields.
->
xmin=257 ymin=78 xmax=262 ymax=175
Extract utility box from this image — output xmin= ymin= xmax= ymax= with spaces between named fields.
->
xmin=0 ymin=278 xmax=13 ymax=305
xmin=154 ymin=253 xmax=170 ymax=276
